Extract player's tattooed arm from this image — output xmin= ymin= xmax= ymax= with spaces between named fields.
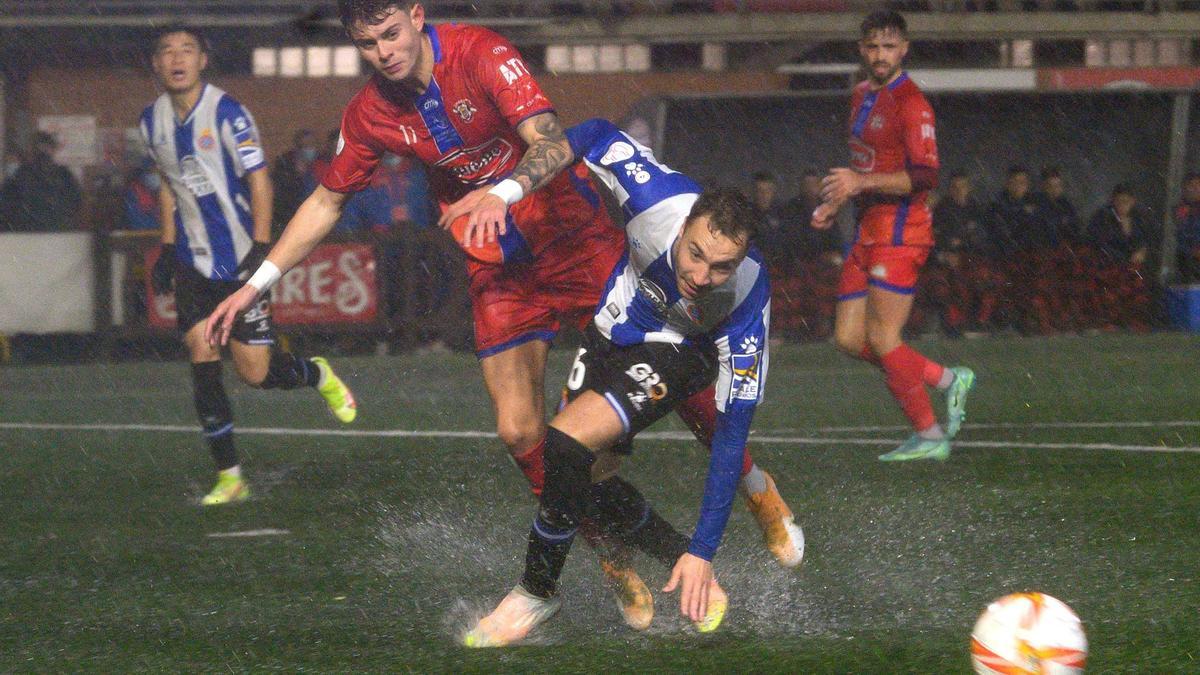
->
xmin=511 ymin=113 xmax=573 ymax=194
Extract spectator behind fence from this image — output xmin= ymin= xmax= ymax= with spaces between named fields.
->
xmin=1030 ymin=165 xmax=1081 ymax=248
xmin=769 ymin=166 xmax=841 ymax=341
xmin=270 ymin=128 xmax=321 ymax=236
xmin=122 ymin=160 xmax=161 ymax=230
xmin=1173 ymin=172 xmax=1200 ymax=282
xmin=987 ymin=164 xmax=1038 ymax=257
xmin=924 ymin=171 xmax=1001 ymax=336
xmin=1082 ymin=183 xmax=1153 ymax=331
xmin=0 ymin=131 xmax=82 ymax=232
xmin=750 ymin=170 xmax=784 ymax=234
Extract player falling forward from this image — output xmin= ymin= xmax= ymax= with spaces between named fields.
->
xmin=142 ymin=26 xmax=356 ymax=505
xmin=464 ymin=120 xmax=778 ymax=646
xmin=812 ymin=10 xmax=974 ymax=461
xmin=205 ymin=0 xmax=801 ymax=629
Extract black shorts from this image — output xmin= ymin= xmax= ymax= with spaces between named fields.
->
xmin=564 ymin=324 xmax=717 ymax=451
xmin=174 ymin=265 xmax=275 ymax=345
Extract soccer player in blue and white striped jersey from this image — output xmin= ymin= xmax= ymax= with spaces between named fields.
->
xmin=466 ymin=119 xmax=795 ymax=646
xmin=141 ymin=26 xmax=357 ymax=506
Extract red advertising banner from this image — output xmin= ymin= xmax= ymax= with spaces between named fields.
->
xmin=145 ymin=243 xmax=378 ymax=329
xmin=1038 ymin=67 xmax=1200 ymax=91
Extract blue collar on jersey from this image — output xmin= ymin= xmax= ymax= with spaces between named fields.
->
xmin=887 ymin=71 xmax=909 ymax=91
xmin=424 ymin=24 xmax=442 ymax=64
xmin=174 ymin=82 xmax=208 ymax=126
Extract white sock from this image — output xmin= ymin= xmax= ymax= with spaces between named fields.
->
xmin=219 ymin=465 xmax=242 ymax=479
xmin=741 ymin=463 xmax=768 ymax=495
xmin=918 ymin=424 xmax=945 ymax=440
xmin=936 ymin=368 xmax=955 ymax=391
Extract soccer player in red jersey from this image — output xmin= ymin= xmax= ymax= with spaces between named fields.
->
xmin=205 ymin=0 xmax=802 ymax=627
xmin=812 ymin=10 xmax=975 ymax=461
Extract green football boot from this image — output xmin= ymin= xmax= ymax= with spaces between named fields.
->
xmin=879 ymin=434 xmax=951 ymax=462
xmin=945 ymin=366 xmax=976 ymax=439
xmin=201 ymin=473 xmax=250 ymax=506
xmin=312 ymin=357 xmax=357 ymax=423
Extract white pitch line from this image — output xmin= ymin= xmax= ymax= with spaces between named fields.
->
xmin=207 ymin=529 xmax=291 ymax=538
xmin=0 ymin=421 xmax=1196 ymax=454
xmin=805 ymin=420 xmax=1200 ymax=432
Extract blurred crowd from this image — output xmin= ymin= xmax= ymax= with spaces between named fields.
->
xmin=753 ymin=164 xmax=1196 ymax=341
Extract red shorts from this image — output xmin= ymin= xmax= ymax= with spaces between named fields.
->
xmin=837 ymin=243 xmax=931 ymax=300
xmin=468 ymin=223 xmax=625 ymax=357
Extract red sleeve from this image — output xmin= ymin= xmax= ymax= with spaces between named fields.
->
xmin=322 ymin=97 xmax=381 ymax=194
xmin=901 ymin=93 xmax=939 ymax=171
xmin=468 ymin=31 xmax=555 ymax=129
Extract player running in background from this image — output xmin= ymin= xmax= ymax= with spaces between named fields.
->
xmin=205 ymin=0 xmax=801 ymax=628
xmin=465 ymin=119 xmax=773 ymax=646
xmin=812 ymin=10 xmax=974 ymax=461
xmin=142 ymin=26 xmax=356 ymax=505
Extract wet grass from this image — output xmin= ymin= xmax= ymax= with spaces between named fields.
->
xmin=1 ymin=333 xmax=1198 ymax=672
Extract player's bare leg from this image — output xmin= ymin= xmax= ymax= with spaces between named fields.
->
xmin=183 ymin=323 xmax=248 ymax=505
xmin=677 ymin=388 xmax=803 ymax=568
xmin=480 ymin=340 xmax=652 ymax=629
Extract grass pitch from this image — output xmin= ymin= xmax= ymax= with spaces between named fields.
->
xmin=1 ymin=333 xmax=1197 ymax=672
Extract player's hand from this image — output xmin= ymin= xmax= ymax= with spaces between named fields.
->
xmin=204 ymin=284 xmax=259 ymax=347
xmin=151 ymin=244 xmax=177 ymax=294
xmin=437 ymin=186 xmax=509 ymax=250
xmin=662 ymin=552 xmax=714 ymax=623
xmin=820 ymin=168 xmax=862 ymax=204
xmin=811 ymin=201 xmax=837 ymax=230
xmin=236 ymin=241 xmax=271 ymax=279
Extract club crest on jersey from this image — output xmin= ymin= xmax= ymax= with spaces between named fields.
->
xmin=869 ymin=114 xmax=884 ymax=130
xmin=198 ymin=129 xmax=216 ymax=150
xmin=600 ymin=141 xmax=635 ymax=166
xmin=685 ymin=302 xmax=704 ymax=324
xmin=636 ymin=277 xmax=670 ymax=316
xmin=730 ymin=336 xmax=762 ymax=402
xmin=452 ymin=99 xmax=477 ymax=123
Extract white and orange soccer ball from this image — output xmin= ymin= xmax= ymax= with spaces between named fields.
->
xmin=970 ymin=592 xmax=1087 ymax=675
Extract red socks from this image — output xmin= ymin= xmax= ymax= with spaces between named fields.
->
xmin=512 ymin=436 xmax=546 ymax=496
xmin=879 ymin=344 xmax=938 ymax=432
xmin=678 ymin=386 xmax=755 ymax=477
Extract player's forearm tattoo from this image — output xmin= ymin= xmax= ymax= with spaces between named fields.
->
xmin=512 ymin=115 xmax=571 ymax=194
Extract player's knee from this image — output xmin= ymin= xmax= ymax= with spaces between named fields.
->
xmin=866 ymin=326 xmax=902 ymax=357
xmin=833 ymin=330 xmax=864 ymax=357
xmin=233 ymin=358 xmax=269 ymax=387
xmin=496 ymin=417 xmax=544 ymax=456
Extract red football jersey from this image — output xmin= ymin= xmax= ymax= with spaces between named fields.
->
xmin=324 ymin=23 xmax=609 ymax=262
xmin=846 ymin=72 xmax=939 ymax=247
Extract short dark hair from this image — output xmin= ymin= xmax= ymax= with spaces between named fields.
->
xmin=153 ymin=24 xmax=209 ymax=54
xmin=1111 ymin=183 xmax=1135 ymax=198
xmin=1184 ymin=171 xmax=1200 ymax=183
xmin=687 ymin=189 xmax=761 ymax=246
xmin=751 ymin=170 xmax=776 ymax=184
xmin=1040 ymin=165 xmax=1062 ymax=181
xmin=860 ymin=10 xmax=907 ymax=38
xmin=948 ymin=171 xmax=969 ymax=182
xmin=801 ymin=165 xmax=821 ymax=178
xmin=338 ymin=0 xmax=417 ymax=30
xmin=1007 ymin=164 xmax=1029 ymax=177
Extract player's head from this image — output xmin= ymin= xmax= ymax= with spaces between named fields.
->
xmin=673 ymin=189 xmax=761 ymax=300
xmin=801 ymin=166 xmax=823 ymax=199
xmin=338 ymin=1 xmax=428 ymax=84
xmin=1040 ymin=165 xmax=1065 ymax=198
xmin=151 ymin=25 xmax=209 ymax=95
xmin=1110 ymin=183 xmax=1137 ymax=214
xmin=1005 ymin=164 xmax=1030 ymax=200
xmin=858 ymin=10 xmax=908 ymax=86
xmin=1184 ymin=172 xmax=1200 ymax=203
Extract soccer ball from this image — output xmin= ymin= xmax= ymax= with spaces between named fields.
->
xmin=970 ymin=592 xmax=1087 ymax=674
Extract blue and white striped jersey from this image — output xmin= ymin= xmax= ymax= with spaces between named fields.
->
xmin=566 ymin=118 xmax=771 ymax=561
xmin=140 ymin=83 xmax=267 ymax=280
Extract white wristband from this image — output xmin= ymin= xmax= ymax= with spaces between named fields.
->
xmin=247 ymin=260 xmax=282 ymax=293
xmin=486 ymin=178 xmax=525 ymax=206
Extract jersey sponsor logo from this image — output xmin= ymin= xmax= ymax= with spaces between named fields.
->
xmin=636 ymin=277 xmax=669 ymax=316
xmin=492 ymin=45 xmax=508 ymax=55
xmin=869 ymin=114 xmax=884 ymax=130
xmin=422 ymin=98 xmax=439 ymax=111
xmin=434 ymin=137 xmax=514 ymax=185
xmin=233 ymin=116 xmax=249 ymax=132
xmin=198 ymin=129 xmax=216 ymax=150
xmin=729 ymin=336 xmax=762 ymax=402
xmin=625 ymin=363 xmax=668 ymax=401
xmin=623 ymin=161 xmax=651 ymax=184
xmin=606 ymin=302 xmax=621 ymax=319
xmin=870 ymin=263 xmax=888 ymax=279
xmin=238 ymin=144 xmax=265 ymax=168
xmin=452 ymin=98 xmax=477 ymax=123
xmin=849 ymin=138 xmax=875 ymax=172
xmin=685 ymin=302 xmax=704 ymax=324
xmin=600 ymin=141 xmax=635 ymax=166
xmin=920 ymin=123 xmax=936 ymax=141
xmin=498 ymin=57 xmax=530 ymax=85
xmin=179 ymin=155 xmax=216 ymax=196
